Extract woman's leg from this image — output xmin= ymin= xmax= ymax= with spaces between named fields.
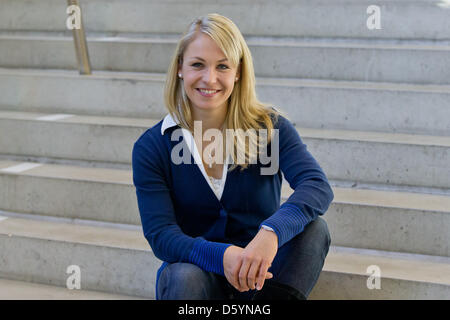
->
xmin=157 ymin=262 xmax=228 ymax=300
xmin=260 ymin=216 xmax=331 ymax=299
xmin=157 ymin=217 xmax=330 ymax=300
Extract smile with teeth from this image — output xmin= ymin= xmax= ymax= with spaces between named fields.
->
xmin=197 ymin=88 xmax=220 ymax=96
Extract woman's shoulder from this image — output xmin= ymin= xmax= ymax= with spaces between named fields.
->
xmin=132 ymin=118 xmax=169 ymax=161
xmin=266 ymin=106 xmax=292 ymax=129
xmin=135 ymin=119 xmax=165 ymax=145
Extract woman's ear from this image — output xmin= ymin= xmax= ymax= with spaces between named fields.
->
xmin=177 ymin=63 xmax=183 ymax=79
xmin=177 ymin=57 xmax=183 ymax=75
xmin=235 ymin=62 xmax=241 ymax=81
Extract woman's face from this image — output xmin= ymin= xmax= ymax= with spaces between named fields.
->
xmin=178 ymin=32 xmax=240 ymax=115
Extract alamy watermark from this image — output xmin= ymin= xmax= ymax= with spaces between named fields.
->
xmin=367 ymin=5 xmax=382 ymax=30
xmin=366 ymin=265 xmax=381 ymax=290
xmin=170 ymin=121 xmax=279 ymax=175
xmin=66 ymin=264 xmax=81 ymax=290
xmin=66 ymin=5 xmax=81 ymax=30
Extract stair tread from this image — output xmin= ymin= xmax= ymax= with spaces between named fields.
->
xmin=0 ymin=159 xmax=131 ymax=184
xmin=0 ymin=109 xmax=159 ymax=128
xmin=0 ymin=277 xmax=144 ymax=300
xmin=0 ymin=214 xmax=147 ymax=251
xmin=1 ymin=158 xmax=449 ymax=213
xmin=329 ymin=187 xmax=450 ymax=213
xmin=326 ymin=247 xmax=450 ymax=285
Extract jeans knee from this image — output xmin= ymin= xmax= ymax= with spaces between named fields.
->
xmin=315 ymin=216 xmax=331 ymax=250
xmin=269 ymin=217 xmax=331 ymax=298
xmin=160 ymin=262 xmax=203 ymax=287
xmin=292 ymin=216 xmax=331 ymax=257
xmin=158 ymin=263 xmax=215 ymax=300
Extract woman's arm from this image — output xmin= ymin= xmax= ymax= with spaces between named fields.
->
xmin=260 ymin=114 xmax=335 ymax=248
xmin=132 ymin=135 xmax=232 ymax=276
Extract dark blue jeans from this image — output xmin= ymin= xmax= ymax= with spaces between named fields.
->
xmin=157 ymin=217 xmax=331 ymax=300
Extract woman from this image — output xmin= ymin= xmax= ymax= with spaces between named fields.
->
xmin=132 ymin=13 xmax=334 ymax=300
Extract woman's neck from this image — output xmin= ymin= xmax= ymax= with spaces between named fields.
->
xmin=190 ymin=105 xmax=227 ymax=132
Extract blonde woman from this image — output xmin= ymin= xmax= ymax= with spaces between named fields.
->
xmin=132 ymin=14 xmax=333 ymax=300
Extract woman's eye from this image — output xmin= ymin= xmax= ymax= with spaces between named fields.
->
xmin=191 ymin=63 xmax=229 ymax=70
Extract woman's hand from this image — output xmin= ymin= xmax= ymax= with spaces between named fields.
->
xmin=223 ymin=228 xmax=278 ymax=292
xmin=223 ymin=245 xmax=246 ymax=292
xmin=239 ymin=228 xmax=278 ymax=291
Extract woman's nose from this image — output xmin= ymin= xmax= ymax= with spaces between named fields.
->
xmin=202 ymin=67 xmax=218 ymax=83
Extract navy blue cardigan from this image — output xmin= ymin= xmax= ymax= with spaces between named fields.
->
xmin=132 ymin=112 xmax=334 ymax=276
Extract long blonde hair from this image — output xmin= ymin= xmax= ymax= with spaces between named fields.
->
xmin=164 ymin=13 xmax=284 ymax=172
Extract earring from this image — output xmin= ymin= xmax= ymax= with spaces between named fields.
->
xmin=178 ymin=73 xmax=183 ymax=79
xmin=235 ymin=77 xmax=239 ymax=81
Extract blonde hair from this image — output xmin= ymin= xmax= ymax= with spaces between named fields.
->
xmin=164 ymin=13 xmax=284 ymax=172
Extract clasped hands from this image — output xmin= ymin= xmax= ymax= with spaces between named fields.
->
xmin=223 ymin=228 xmax=278 ymax=292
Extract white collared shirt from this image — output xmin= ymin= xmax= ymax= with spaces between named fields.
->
xmin=161 ymin=113 xmax=229 ymax=200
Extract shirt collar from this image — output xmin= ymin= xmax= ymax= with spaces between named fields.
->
xmin=161 ymin=112 xmax=181 ymax=135
xmin=161 ymin=112 xmax=234 ymax=175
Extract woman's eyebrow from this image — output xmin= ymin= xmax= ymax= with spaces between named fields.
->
xmin=190 ymin=57 xmax=228 ymax=62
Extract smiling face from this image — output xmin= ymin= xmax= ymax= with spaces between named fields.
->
xmin=178 ymin=32 xmax=240 ymax=116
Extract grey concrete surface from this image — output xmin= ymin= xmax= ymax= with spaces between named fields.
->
xmin=1 ymin=33 xmax=450 ymax=84
xmin=1 ymin=0 xmax=449 ymax=300
xmin=1 ymin=113 xmax=449 ymax=188
xmin=0 ymin=278 xmax=145 ymax=300
xmin=1 ymin=160 xmax=449 ymax=256
xmin=1 ymin=68 xmax=449 ymax=136
xmin=0 ymin=216 xmax=159 ymax=299
xmin=2 ymin=0 xmax=450 ymax=40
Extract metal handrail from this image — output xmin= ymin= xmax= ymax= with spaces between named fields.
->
xmin=67 ymin=0 xmax=91 ymax=75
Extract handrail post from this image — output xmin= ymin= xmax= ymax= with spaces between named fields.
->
xmin=67 ymin=0 xmax=91 ymax=75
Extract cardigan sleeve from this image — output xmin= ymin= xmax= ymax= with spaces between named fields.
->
xmin=132 ymin=133 xmax=232 ymax=275
xmin=260 ymin=115 xmax=334 ymax=248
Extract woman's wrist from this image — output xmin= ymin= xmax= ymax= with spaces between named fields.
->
xmin=258 ymin=226 xmax=278 ymax=248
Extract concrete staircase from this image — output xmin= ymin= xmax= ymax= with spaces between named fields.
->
xmin=0 ymin=0 xmax=449 ymax=299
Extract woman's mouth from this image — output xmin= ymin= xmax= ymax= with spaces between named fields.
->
xmin=196 ymin=88 xmax=220 ymax=97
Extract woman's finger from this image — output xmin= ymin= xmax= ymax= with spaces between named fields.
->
xmin=238 ymin=260 xmax=251 ymax=291
xmin=231 ymin=258 xmax=243 ymax=291
xmin=256 ymin=261 xmax=271 ymax=291
xmin=247 ymin=260 xmax=261 ymax=290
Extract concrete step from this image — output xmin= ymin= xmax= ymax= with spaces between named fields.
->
xmin=0 ymin=159 xmax=139 ymax=225
xmin=302 ymin=127 xmax=450 ymax=189
xmin=2 ymin=0 xmax=450 ymax=40
xmin=0 ymin=110 xmax=157 ymax=165
xmin=1 ymin=32 xmax=450 ymax=84
xmin=0 ymin=278 xmax=145 ymax=300
xmin=0 ymin=214 xmax=159 ymax=299
xmin=1 ymin=68 xmax=449 ymax=136
xmin=0 ymin=213 xmax=448 ymax=299
xmin=309 ymin=246 xmax=450 ymax=300
xmin=0 ymin=159 xmax=449 ymax=256
xmin=1 ymin=111 xmax=449 ymax=188
xmin=324 ymin=187 xmax=450 ymax=257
